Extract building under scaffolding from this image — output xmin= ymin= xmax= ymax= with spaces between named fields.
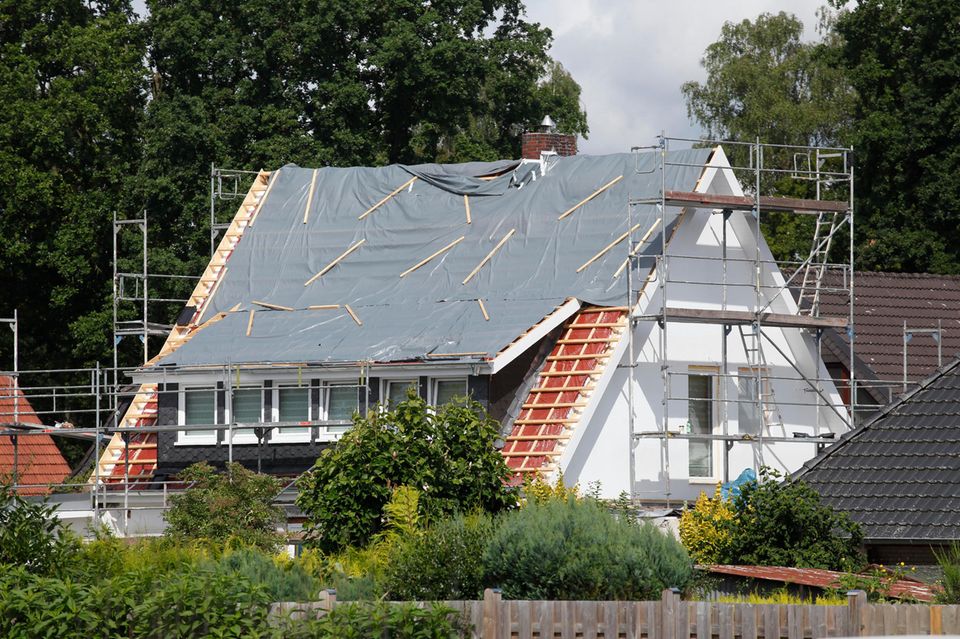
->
xmin=0 ymin=133 xmax=914 ymax=532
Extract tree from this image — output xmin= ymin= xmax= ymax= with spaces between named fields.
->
xmin=163 ymin=462 xmax=285 ymax=551
xmin=830 ymin=0 xmax=960 ymax=273
xmin=688 ymin=468 xmax=865 ymax=571
xmin=681 ymin=11 xmax=855 ymax=262
xmin=0 ymin=483 xmax=78 ymax=575
xmin=296 ymin=394 xmax=515 ymax=552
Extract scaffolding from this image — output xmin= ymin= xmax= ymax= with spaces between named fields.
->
xmin=624 ymin=135 xmax=857 ymax=503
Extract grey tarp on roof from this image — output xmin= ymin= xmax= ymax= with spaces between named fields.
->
xmin=156 ymin=149 xmax=711 ymax=367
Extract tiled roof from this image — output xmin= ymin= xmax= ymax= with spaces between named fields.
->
xmin=818 ymin=272 xmax=960 ymax=385
xmin=796 ymin=357 xmax=960 ymax=542
xmin=0 ymin=376 xmax=71 ymax=494
xmin=703 ymin=564 xmax=936 ymax=602
xmin=502 ymin=306 xmax=627 ymax=477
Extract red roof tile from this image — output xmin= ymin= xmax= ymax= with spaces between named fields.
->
xmin=0 ymin=376 xmax=71 ymax=494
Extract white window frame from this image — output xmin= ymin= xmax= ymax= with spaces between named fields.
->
xmin=687 ymin=366 xmax=721 ymax=483
xmin=226 ymin=385 xmax=263 ymax=445
xmin=429 ymin=377 xmax=468 ymax=406
xmin=270 ymin=383 xmax=313 ymax=444
xmin=382 ymin=378 xmax=419 ymax=410
xmin=177 ymin=385 xmax=218 ymax=446
xmin=323 ymin=381 xmax=358 ymax=438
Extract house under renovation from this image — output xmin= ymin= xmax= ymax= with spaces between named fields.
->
xmin=94 ymin=134 xmax=855 ymax=502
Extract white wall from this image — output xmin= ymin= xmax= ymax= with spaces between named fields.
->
xmin=561 ymin=153 xmax=848 ymax=501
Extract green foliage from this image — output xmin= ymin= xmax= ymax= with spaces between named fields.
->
xmin=385 ymin=512 xmax=496 ymax=601
xmin=935 ymin=543 xmax=960 ymax=604
xmin=164 ymin=462 xmax=285 ymax=552
xmin=277 ymin=601 xmax=464 ymax=639
xmin=0 ymin=484 xmax=78 ymax=576
xmin=719 ymin=468 xmax=864 ymax=571
xmin=835 ymin=563 xmax=914 ymax=603
xmin=830 ymin=0 xmax=960 ymax=273
xmin=483 ymin=498 xmax=692 ymax=600
xmin=0 ymin=0 xmax=587 ymax=380
xmin=297 ymin=395 xmax=515 ymax=552
xmin=212 ymin=548 xmax=318 ymax=602
xmin=678 ymin=486 xmax=736 ymax=565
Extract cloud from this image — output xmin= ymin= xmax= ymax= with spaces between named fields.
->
xmin=524 ymin=0 xmax=825 ymax=153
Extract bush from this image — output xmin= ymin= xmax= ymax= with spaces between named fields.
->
xmin=385 ymin=512 xmax=495 ymax=600
xmin=0 ymin=483 xmax=78 ymax=576
xmin=164 ymin=462 xmax=285 ymax=552
xmin=934 ymin=543 xmax=960 ymax=604
xmin=678 ymin=486 xmax=735 ymax=564
xmin=212 ymin=548 xmax=318 ymax=602
xmin=297 ymin=394 xmax=516 ymax=552
xmin=278 ymin=601 xmax=465 ymax=639
xmin=483 ymin=498 xmax=692 ymax=600
xmin=721 ymin=468 xmax=864 ymax=570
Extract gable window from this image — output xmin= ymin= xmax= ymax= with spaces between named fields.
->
xmin=688 ymin=373 xmax=715 ymax=479
xmin=738 ymin=368 xmax=766 ymax=436
xmin=229 ymin=387 xmax=261 ymax=444
xmin=432 ymin=378 xmax=467 ymax=406
xmin=272 ymin=385 xmax=311 ymax=442
xmin=326 ymin=383 xmax=357 ymax=433
xmin=179 ymin=386 xmax=217 ymax=445
xmin=385 ymin=379 xmax=417 ymax=408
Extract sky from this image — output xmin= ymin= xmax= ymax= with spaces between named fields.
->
xmin=523 ymin=1 xmax=826 ymax=154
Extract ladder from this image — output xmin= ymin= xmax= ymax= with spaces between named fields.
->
xmin=796 ymin=210 xmax=843 ymax=316
xmin=737 ymin=324 xmax=784 ymax=433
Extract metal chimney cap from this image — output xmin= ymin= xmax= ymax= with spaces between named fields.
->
xmin=539 ymin=115 xmax=556 ymax=132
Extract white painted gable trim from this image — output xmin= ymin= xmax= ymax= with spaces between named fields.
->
xmin=490 ymin=298 xmax=581 ymax=374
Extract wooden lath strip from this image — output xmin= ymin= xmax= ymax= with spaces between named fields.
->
xmin=464 ymin=194 xmax=471 ymax=224
xmin=521 ymin=402 xmax=587 ymax=409
xmin=308 ymin=304 xmax=341 ymax=310
xmin=304 ymin=239 xmax=366 ymax=285
xmin=502 ymin=450 xmax=563 ymax=457
xmin=302 ymin=168 xmax=319 ymax=224
xmin=358 ymin=176 xmax=417 ymax=219
xmin=506 ymin=434 xmax=571 ymax=442
xmin=247 ymin=168 xmax=278 ymax=228
xmin=546 ymin=353 xmax=612 ymax=362
xmin=557 ymin=338 xmax=620 ymax=344
xmin=344 ymin=304 xmax=362 ymax=326
xmin=514 ymin=418 xmax=579 ymax=425
xmin=252 ymin=300 xmax=294 ymax=311
xmin=557 ymin=175 xmax=623 ymax=220
xmin=576 ymin=223 xmax=642 ymax=273
xmin=245 ymin=309 xmax=255 ymax=336
xmin=462 ymin=228 xmax=515 ymax=284
xmin=535 ymin=369 xmax=603 ymax=377
xmin=400 ymin=236 xmax=465 ymax=278
xmin=477 ymin=298 xmax=489 ymax=321
xmin=614 ymin=218 xmax=662 ymax=277
xmin=567 ymin=322 xmax=626 ymax=329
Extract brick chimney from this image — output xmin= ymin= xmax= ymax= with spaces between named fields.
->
xmin=521 ymin=115 xmax=577 ymax=160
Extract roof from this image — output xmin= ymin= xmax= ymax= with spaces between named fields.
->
xmin=0 ymin=376 xmax=72 ymax=494
xmin=819 ymin=271 xmax=960 ymax=385
xmin=703 ymin=564 xmax=935 ymax=602
xmin=795 ymin=357 xmax=960 ymax=542
xmin=152 ymin=149 xmax=710 ymax=369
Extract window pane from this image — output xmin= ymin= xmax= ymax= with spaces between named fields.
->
xmin=434 ymin=379 xmax=466 ymax=406
xmin=387 ymin=380 xmax=416 ymax=407
xmin=688 ymin=375 xmax=713 ymax=477
xmin=232 ymin=388 xmax=261 ymax=423
xmin=278 ymin=387 xmax=309 ymax=436
xmin=327 ymin=385 xmax=357 ymax=432
xmin=184 ymin=388 xmax=215 ymax=440
xmin=738 ymin=374 xmax=762 ymax=436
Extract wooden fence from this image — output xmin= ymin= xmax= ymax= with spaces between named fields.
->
xmin=272 ymin=589 xmax=960 ymax=638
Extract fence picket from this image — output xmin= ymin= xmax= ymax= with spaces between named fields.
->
xmin=742 ymin=604 xmax=757 ymax=639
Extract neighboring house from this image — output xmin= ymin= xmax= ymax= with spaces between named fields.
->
xmin=817 ymin=271 xmax=960 ymax=419
xmin=96 ymin=136 xmax=849 ymax=502
xmin=0 ymin=375 xmax=72 ymax=495
xmin=795 ymin=357 xmax=960 ymax=565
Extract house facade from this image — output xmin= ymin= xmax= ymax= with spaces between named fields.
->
xmin=96 ymin=143 xmax=851 ymax=501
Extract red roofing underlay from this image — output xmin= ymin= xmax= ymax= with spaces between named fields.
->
xmin=0 ymin=375 xmax=72 ymax=494
xmin=704 ymin=564 xmax=937 ymax=602
xmin=502 ymin=307 xmax=627 ymax=479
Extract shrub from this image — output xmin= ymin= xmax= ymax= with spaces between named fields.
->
xmin=385 ymin=512 xmax=496 ymax=600
xmin=935 ymin=543 xmax=960 ymax=604
xmin=721 ymin=468 xmax=864 ymax=570
xmin=0 ymin=483 xmax=78 ymax=576
xmin=297 ymin=394 xmax=516 ymax=552
xmin=279 ymin=601 xmax=465 ymax=639
xmin=679 ymin=486 xmax=735 ymax=564
xmin=483 ymin=498 xmax=692 ymax=600
xmin=164 ymin=462 xmax=285 ymax=552
xmin=212 ymin=548 xmax=318 ymax=602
